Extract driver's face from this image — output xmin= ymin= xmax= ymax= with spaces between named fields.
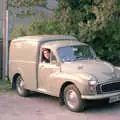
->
xmin=43 ymin=50 xmax=50 ymax=59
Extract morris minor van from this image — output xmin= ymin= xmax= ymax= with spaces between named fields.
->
xmin=9 ymin=35 xmax=120 ymax=112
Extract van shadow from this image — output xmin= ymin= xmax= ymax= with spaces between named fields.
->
xmin=85 ymin=99 xmax=120 ymax=113
xmin=29 ymin=92 xmax=59 ymax=103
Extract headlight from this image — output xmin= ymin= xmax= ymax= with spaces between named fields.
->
xmin=89 ymin=80 xmax=97 ymax=86
xmin=88 ymin=75 xmax=97 ymax=86
xmin=88 ymin=75 xmax=97 ymax=94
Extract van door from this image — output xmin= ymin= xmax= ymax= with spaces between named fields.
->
xmin=38 ymin=48 xmax=60 ymax=94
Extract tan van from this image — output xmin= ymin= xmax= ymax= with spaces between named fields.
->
xmin=9 ymin=35 xmax=120 ymax=112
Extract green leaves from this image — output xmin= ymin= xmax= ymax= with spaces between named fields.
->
xmin=9 ymin=0 xmax=47 ymax=8
xmin=92 ymin=18 xmax=120 ymax=65
xmin=11 ymin=18 xmax=68 ymax=39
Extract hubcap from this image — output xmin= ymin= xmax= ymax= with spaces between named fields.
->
xmin=66 ymin=90 xmax=79 ymax=109
xmin=17 ymin=77 xmax=24 ymax=94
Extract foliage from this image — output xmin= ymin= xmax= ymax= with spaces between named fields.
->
xmin=55 ymin=0 xmax=117 ymax=41
xmin=89 ymin=0 xmax=120 ymax=65
xmin=9 ymin=0 xmax=48 ymax=18
xmin=11 ymin=18 xmax=67 ymax=39
xmin=11 ymin=26 xmax=27 ymax=38
xmin=0 ymin=80 xmax=11 ymax=93
xmin=26 ymin=19 xmax=64 ymax=35
xmin=91 ymin=18 xmax=120 ymax=65
xmin=9 ymin=0 xmax=47 ymax=8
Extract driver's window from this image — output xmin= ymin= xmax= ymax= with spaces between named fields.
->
xmin=41 ymin=48 xmax=51 ymax=63
xmin=41 ymin=48 xmax=57 ymax=64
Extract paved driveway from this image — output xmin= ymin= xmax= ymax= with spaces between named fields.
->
xmin=0 ymin=92 xmax=120 ymax=120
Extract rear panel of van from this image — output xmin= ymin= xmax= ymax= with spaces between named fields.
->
xmin=9 ymin=40 xmax=38 ymax=90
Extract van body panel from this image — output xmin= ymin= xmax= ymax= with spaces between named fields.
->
xmin=9 ymin=40 xmax=38 ymax=90
xmin=38 ymin=62 xmax=61 ymax=96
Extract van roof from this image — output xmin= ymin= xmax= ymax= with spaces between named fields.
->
xmin=11 ymin=35 xmax=77 ymax=42
xmin=42 ymin=40 xmax=87 ymax=50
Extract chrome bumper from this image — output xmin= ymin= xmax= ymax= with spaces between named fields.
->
xmin=81 ymin=92 xmax=120 ymax=100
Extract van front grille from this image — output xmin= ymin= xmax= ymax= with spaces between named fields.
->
xmin=96 ymin=81 xmax=120 ymax=94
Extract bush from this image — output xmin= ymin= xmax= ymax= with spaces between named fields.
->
xmin=11 ymin=18 xmax=70 ymax=39
xmin=0 ymin=80 xmax=11 ymax=93
xmin=90 ymin=18 xmax=120 ymax=65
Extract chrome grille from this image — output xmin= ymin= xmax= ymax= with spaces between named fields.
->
xmin=96 ymin=81 xmax=120 ymax=94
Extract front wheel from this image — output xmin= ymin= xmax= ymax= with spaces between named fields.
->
xmin=16 ymin=75 xmax=29 ymax=97
xmin=64 ymin=84 xmax=86 ymax=112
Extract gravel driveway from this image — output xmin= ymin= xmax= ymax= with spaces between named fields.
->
xmin=1 ymin=91 xmax=120 ymax=120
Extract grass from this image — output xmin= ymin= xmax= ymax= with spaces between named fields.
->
xmin=0 ymin=80 xmax=12 ymax=93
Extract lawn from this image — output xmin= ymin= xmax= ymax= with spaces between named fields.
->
xmin=0 ymin=80 xmax=12 ymax=93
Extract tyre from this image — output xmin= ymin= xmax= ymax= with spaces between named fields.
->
xmin=16 ymin=75 xmax=29 ymax=97
xmin=64 ymin=84 xmax=86 ymax=112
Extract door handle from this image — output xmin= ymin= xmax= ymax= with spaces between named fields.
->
xmin=40 ymin=65 xmax=44 ymax=68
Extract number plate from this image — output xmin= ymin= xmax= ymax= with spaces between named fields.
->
xmin=109 ymin=95 xmax=120 ymax=103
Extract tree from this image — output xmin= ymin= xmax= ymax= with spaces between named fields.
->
xmin=8 ymin=0 xmax=48 ymax=18
xmin=55 ymin=0 xmax=118 ymax=41
xmin=9 ymin=0 xmax=47 ymax=8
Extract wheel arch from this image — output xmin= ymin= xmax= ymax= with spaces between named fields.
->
xmin=59 ymin=81 xmax=77 ymax=105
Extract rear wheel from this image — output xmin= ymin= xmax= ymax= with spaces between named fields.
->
xmin=16 ymin=75 xmax=29 ymax=97
xmin=64 ymin=84 xmax=86 ymax=112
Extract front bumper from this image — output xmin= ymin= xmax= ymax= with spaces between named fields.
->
xmin=81 ymin=91 xmax=120 ymax=100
